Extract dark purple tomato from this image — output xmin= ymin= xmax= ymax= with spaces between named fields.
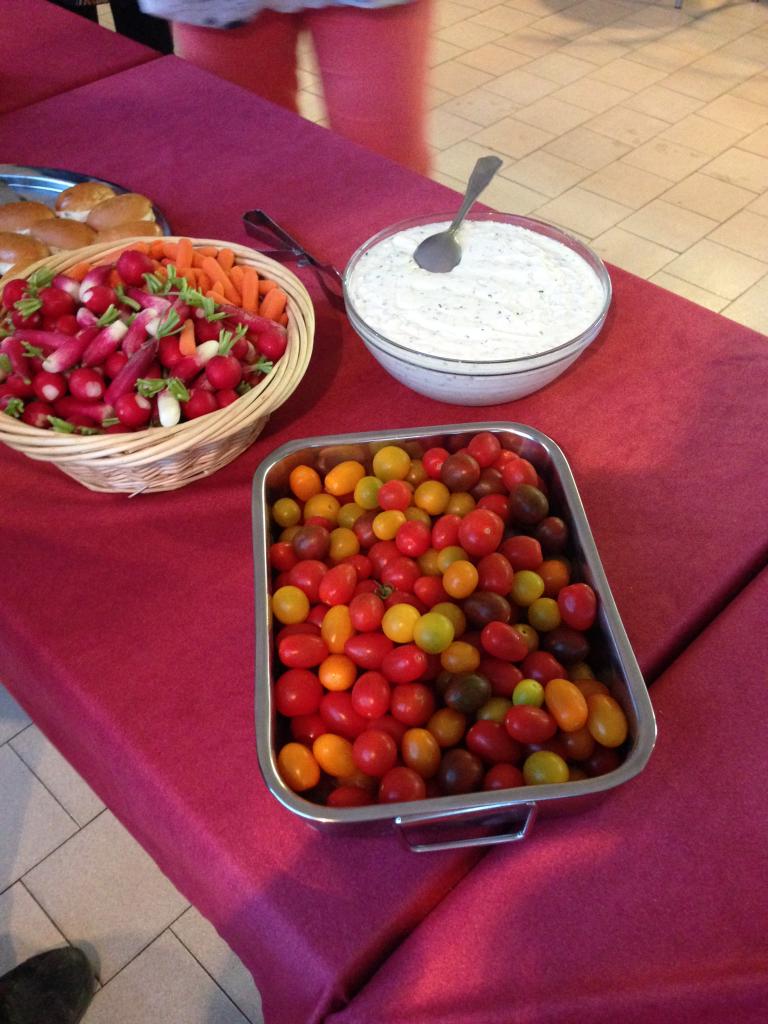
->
xmin=509 ymin=484 xmax=549 ymax=526
xmin=437 ymin=748 xmax=484 ymax=795
xmin=470 ymin=466 xmax=507 ymax=500
xmin=443 ymin=672 xmax=491 ymax=714
xmin=440 ymin=451 xmax=481 ymax=492
xmin=292 ymin=524 xmax=330 ymax=561
xmin=542 ymin=625 xmax=591 ymax=664
xmin=463 ymin=591 xmax=512 ymax=628
xmin=535 ymin=516 xmax=569 ymax=556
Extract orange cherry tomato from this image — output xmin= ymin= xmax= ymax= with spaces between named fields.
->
xmin=587 ymin=693 xmax=628 ymax=748
xmin=401 ymin=727 xmax=441 ymax=778
xmin=278 ymin=742 xmax=320 ymax=792
xmin=289 ymin=464 xmax=322 ymax=502
xmin=442 ymin=559 xmax=479 ymax=599
xmin=427 ymin=707 xmax=467 ymax=747
xmin=318 ymin=653 xmax=357 ymax=691
xmin=313 ymin=733 xmax=356 ymax=777
xmin=324 ymin=459 xmax=366 ymax=496
xmin=544 ymin=677 xmax=588 ymax=733
xmin=321 ymin=605 xmax=354 ymax=654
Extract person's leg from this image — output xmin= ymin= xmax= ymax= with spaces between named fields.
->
xmin=0 ymin=947 xmax=94 ymax=1024
xmin=109 ymin=1 xmax=174 ymax=53
xmin=309 ymin=0 xmax=433 ymax=175
xmin=172 ymin=12 xmax=301 ymax=111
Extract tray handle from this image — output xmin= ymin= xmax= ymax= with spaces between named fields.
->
xmin=394 ymin=801 xmax=538 ymax=853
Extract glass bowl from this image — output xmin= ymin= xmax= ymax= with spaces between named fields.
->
xmin=343 ymin=211 xmax=612 ymax=406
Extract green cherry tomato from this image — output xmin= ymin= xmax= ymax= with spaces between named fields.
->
xmin=523 ymin=750 xmax=569 ymax=785
xmin=512 ymin=678 xmax=545 ymax=707
xmin=413 ymin=611 xmax=455 ymax=654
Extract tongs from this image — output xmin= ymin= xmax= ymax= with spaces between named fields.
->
xmin=242 ymin=209 xmax=344 ymax=310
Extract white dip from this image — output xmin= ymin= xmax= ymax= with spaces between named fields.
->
xmin=346 ymin=220 xmax=607 ymax=361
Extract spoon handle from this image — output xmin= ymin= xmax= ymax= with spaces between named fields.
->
xmin=449 ymin=155 xmax=503 ymax=232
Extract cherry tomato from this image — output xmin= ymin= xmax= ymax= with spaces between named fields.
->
xmin=586 ymin=693 xmax=628 ymax=748
xmin=535 ymin=516 xmax=569 ymax=555
xmin=413 ymin=611 xmax=454 ymax=654
xmin=510 ymin=570 xmax=545 ymax=606
xmin=544 ymin=677 xmax=589 ymax=732
xmin=276 ymin=669 xmax=323 ymax=717
xmin=440 ymin=452 xmax=481 ymax=492
xmin=368 ymin=714 xmax=407 ymax=744
xmin=483 ymin=763 xmax=524 ymax=791
xmin=313 ymin=733 xmax=356 ymax=777
xmin=413 ymin=575 xmax=449 ymax=608
xmin=558 ymin=583 xmax=598 ymax=631
xmin=512 ymin=678 xmax=545 ymax=707
xmin=527 ymin=597 xmax=561 ymax=632
xmin=466 ymin=720 xmax=522 ymax=764
xmin=440 ymin=640 xmax=480 ymax=674
xmin=278 ymin=743 xmax=320 ymax=792
xmin=574 ymin=677 xmax=611 ymax=699
xmin=320 ymin=604 xmax=354 ymax=653
xmin=431 ymin=514 xmax=462 ymax=551
xmin=480 ymin=621 xmax=529 ymax=662
xmin=480 ymin=657 xmax=523 ymax=698
xmin=476 ymin=552 xmax=514 ymax=595
xmin=354 ymin=476 xmax=383 ymax=510
xmin=352 ymin=729 xmax=398 ymax=777
xmin=390 ymin=682 xmax=435 ymax=725
xmin=379 ymin=766 xmax=426 ymax=803
xmin=278 ymin=633 xmax=329 ymax=668
xmin=292 ymin=524 xmax=330 ymax=562
xmin=378 ymin=479 xmax=412 ymax=510
xmin=457 ymin=508 xmax=504 ymax=558
xmin=328 ymin=527 xmax=359 ymax=562
xmin=583 ymin=745 xmax=622 ymax=777
xmin=476 ymin=696 xmax=513 ymax=722
xmin=560 ymin=726 xmax=596 ymax=762
xmin=401 ymin=727 xmax=441 ymax=778
xmin=327 ymin=785 xmax=372 ymax=807
xmin=427 ymin=707 xmax=467 ymax=747
xmin=372 ymin=445 xmax=411 ymax=481
xmin=504 ymin=705 xmax=557 ymax=744
xmin=467 ymin=431 xmax=501 ymax=468
xmin=382 ymin=645 xmax=429 ymax=685
xmin=349 ymin=592 xmax=385 ymax=632
xmin=539 ymin=558 xmax=571 ymax=597
xmin=509 ymin=484 xmax=549 ymax=526
xmin=501 ymin=457 xmax=537 ymax=488
xmin=319 ymin=692 xmax=368 ymax=739
xmin=414 ymin=480 xmax=451 ymax=516
xmin=521 ymin=650 xmax=566 ymax=684
xmin=500 ymin=535 xmax=543 ymax=571
xmin=318 ymin=563 xmax=357 ymax=606
xmin=523 ymin=750 xmax=569 ymax=785
xmin=318 ymin=653 xmax=357 ymax=691
xmin=269 ymin=542 xmax=298 ymax=572
xmin=381 ymin=555 xmax=420 ymax=593
xmin=290 ymin=713 xmax=326 ymax=746
xmin=443 ymin=672 xmax=491 ymax=714
xmin=289 ymin=464 xmax=322 ymax=501
xmin=287 ymin=560 xmax=328 ymax=603
xmin=442 ymin=559 xmax=479 ymax=600
xmin=382 ymin=603 xmax=421 ymax=643
xmin=324 ymin=459 xmax=365 ymax=496
xmin=422 ymin=447 xmax=449 ymax=479
xmin=368 ymin=540 xmax=400 ymax=574
xmin=543 ymin=626 xmax=590 ymax=665
xmin=438 ymin=748 xmax=483 ymax=795
xmin=344 ymin=632 xmax=394 ymax=670
xmin=351 ymin=671 xmax=391 ymax=719
xmin=271 ymin=585 xmax=310 ymax=625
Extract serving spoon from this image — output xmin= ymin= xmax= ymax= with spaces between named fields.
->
xmin=413 ymin=155 xmax=503 ymax=273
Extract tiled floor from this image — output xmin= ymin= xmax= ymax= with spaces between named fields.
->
xmin=4 ymin=0 xmax=767 ymax=1017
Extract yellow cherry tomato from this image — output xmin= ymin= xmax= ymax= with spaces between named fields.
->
xmin=414 ymin=480 xmax=450 ymax=515
xmin=406 ymin=459 xmax=428 ymax=487
xmin=528 ymin=597 xmax=561 ymax=632
xmin=328 ymin=526 xmax=359 ymax=562
xmin=523 ymin=750 xmax=569 ymax=785
xmin=372 ymin=445 xmax=411 ymax=481
xmin=372 ymin=509 xmax=406 ymax=540
xmin=511 ymin=570 xmax=545 ymax=606
xmin=404 ymin=506 xmax=431 ymax=526
xmin=440 ymin=640 xmax=480 ymax=673
xmin=413 ymin=611 xmax=455 ymax=654
xmin=432 ymin=602 xmax=466 ymax=637
xmin=586 ymin=693 xmax=628 ymax=748
xmin=272 ymin=497 xmax=302 ymax=527
xmin=436 ymin=545 xmax=468 ymax=573
xmin=382 ymin=603 xmax=421 ymax=644
xmin=271 ymin=585 xmax=310 ymax=624
xmin=354 ymin=475 xmax=383 ymax=510
xmin=324 ymin=459 xmax=366 ymax=496
xmin=514 ymin=623 xmax=539 ymax=652
xmin=418 ymin=548 xmax=441 ymax=576
xmin=446 ymin=492 xmax=475 ymax=516
xmin=337 ymin=502 xmax=366 ymax=529
xmin=303 ymin=492 xmax=340 ymax=524
xmin=321 ymin=604 xmax=354 ymax=653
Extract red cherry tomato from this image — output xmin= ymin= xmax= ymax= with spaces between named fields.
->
xmin=458 ymin=509 xmax=504 ymax=558
xmin=380 ymin=556 xmax=420 ymax=593
xmin=367 ymin=714 xmax=407 ymax=744
xmin=287 ymin=559 xmax=328 ymax=602
xmin=379 ymin=766 xmax=426 ymax=803
xmin=466 ymin=720 xmax=522 ymax=764
xmin=480 ymin=657 xmax=524 ymax=698
xmin=467 ymin=431 xmax=502 ymax=468
xmin=344 ymin=632 xmax=395 ymax=670
xmin=318 ymin=563 xmax=358 ymax=606
xmin=382 ymin=645 xmax=429 ymax=685
xmin=483 ymin=763 xmax=524 ymax=791
xmin=504 ymin=705 xmax=558 ymax=744
xmin=278 ymin=633 xmax=329 ymax=668
xmin=275 ymin=669 xmax=323 ymax=717
xmin=422 ymin=447 xmax=449 ymax=479
xmin=499 ymin=535 xmax=543 ymax=571
xmin=476 ymin=494 xmax=511 ymax=521
xmin=368 ymin=540 xmax=400 ymax=573
xmin=395 ymin=520 xmax=431 ymax=557
xmin=521 ymin=650 xmax=566 ymax=684
xmin=270 ymin=542 xmax=298 ymax=572
xmin=480 ymin=621 xmax=529 ymax=662
xmin=290 ymin=712 xmax=326 ymax=746
xmin=390 ymin=682 xmax=436 ymax=726
xmin=349 ymin=591 xmax=385 ymax=632
xmin=352 ymin=729 xmax=399 ymax=777
xmin=327 ymin=785 xmax=372 ymax=807
xmin=378 ymin=479 xmax=412 ymax=511
xmin=351 ymin=671 xmax=391 ymax=719
xmin=476 ymin=552 xmax=514 ymax=595
xmin=558 ymin=583 xmax=598 ymax=631
xmin=319 ymin=692 xmax=368 ymax=739
xmin=501 ymin=457 xmax=537 ymax=488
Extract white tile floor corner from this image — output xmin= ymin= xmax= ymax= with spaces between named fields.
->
xmin=0 ymin=683 xmax=264 ymax=1024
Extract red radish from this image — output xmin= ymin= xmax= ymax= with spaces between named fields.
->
xmin=146 ymin=378 xmax=190 ymax=427
xmin=114 ymin=392 xmax=151 ymax=428
xmin=4 ymin=374 xmax=34 ymax=398
xmin=216 ymin=389 xmax=239 ymax=408
xmin=21 ymin=400 xmax=54 ymax=428
xmin=0 ymin=391 xmax=24 ymax=415
xmin=82 ymin=284 xmax=116 ymax=315
xmin=11 ymin=309 xmax=41 ymax=330
xmin=116 ymin=249 xmax=154 ymax=287
xmin=69 ymin=367 xmax=105 ymax=401
xmin=158 ymin=335 xmax=183 ymax=369
xmin=76 ymin=306 xmax=98 ymax=328
xmin=53 ymin=396 xmax=115 ymax=425
xmin=172 ymin=339 xmax=219 ymax=383
xmin=104 ymin=339 xmax=159 ymax=405
xmin=205 ymin=329 xmax=243 ymax=390
xmin=42 ymin=328 xmax=97 ymax=374
xmin=52 ymin=274 xmax=81 ymax=302
xmin=78 ymin=265 xmax=112 ymax=303
xmin=125 ymin=287 xmax=172 ymax=315
xmin=80 ymin=319 xmax=129 ymax=367
xmin=32 ymin=370 xmax=67 ymax=403
xmin=0 ymin=353 xmax=10 ymax=383
xmin=104 ymin=351 xmax=128 ymax=379
xmin=194 ymin=318 xmax=222 ymax=344
xmin=0 ymin=336 xmax=31 ymax=379
xmin=2 ymin=278 xmax=27 ymax=309
xmin=10 ymin=329 xmax=75 ymax=352
xmin=181 ymin=387 xmax=217 ymax=420
xmin=38 ymin=287 xmax=75 ymax=319
xmin=219 ymin=304 xmax=287 ymax=337
xmin=121 ymin=309 xmax=158 ymax=358
xmin=56 ymin=315 xmax=78 ymax=335
xmin=258 ymin=327 xmax=288 ymax=361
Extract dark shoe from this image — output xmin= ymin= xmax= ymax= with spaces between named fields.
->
xmin=0 ymin=947 xmax=95 ymax=1024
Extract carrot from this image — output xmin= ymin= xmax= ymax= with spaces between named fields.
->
xmin=175 ymin=237 xmax=194 ymax=270
xmin=161 ymin=241 xmax=178 ymax=260
xmin=217 ymin=248 xmax=235 ymax=273
xmin=278 ymin=313 xmax=289 ymax=327
xmin=258 ymin=278 xmax=278 ymax=295
xmin=229 ymin=264 xmax=245 ymax=288
xmin=201 ymin=256 xmax=240 ymax=305
xmin=149 ymin=239 xmax=166 ymax=259
xmin=66 ymin=261 xmax=92 ymax=282
xmin=207 ymin=287 xmax=227 ymax=306
xmin=178 ymin=319 xmax=197 ymax=356
xmin=196 ymin=245 xmax=219 ymax=259
xmin=108 ymin=268 xmax=122 ymax=288
xmin=240 ymin=267 xmax=259 ymax=313
xmin=196 ymin=270 xmax=211 ymax=293
xmin=260 ymin=287 xmax=288 ymax=321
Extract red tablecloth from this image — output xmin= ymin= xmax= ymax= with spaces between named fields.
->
xmin=328 ymin=566 xmax=768 ymax=1024
xmin=1 ymin=55 xmax=768 ymax=1024
xmin=1 ymin=0 xmax=159 ymax=116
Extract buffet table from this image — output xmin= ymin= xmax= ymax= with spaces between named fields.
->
xmin=1 ymin=0 xmax=160 ymax=116
xmin=1 ymin=36 xmax=768 ymax=1024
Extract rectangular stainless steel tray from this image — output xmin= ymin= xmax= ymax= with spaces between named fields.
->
xmin=0 ymin=164 xmax=171 ymax=235
xmin=253 ymin=423 xmax=656 ymax=852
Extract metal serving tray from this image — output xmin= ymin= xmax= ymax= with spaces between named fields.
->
xmin=0 ymin=164 xmax=171 ymax=234
xmin=253 ymin=423 xmax=656 ymax=852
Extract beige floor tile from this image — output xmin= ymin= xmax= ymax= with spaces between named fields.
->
xmin=731 ymin=74 xmax=768 ymax=107
xmin=470 ymin=116 xmax=555 ymax=158
xmin=626 ymin=41 xmax=695 ymax=74
xmin=469 ymin=6 xmax=540 ymax=34
xmin=524 ymin=52 xmax=596 ymax=85
xmin=621 ymin=138 xmax=711 ymax=182
xmin=429 ymin=169 xmax=466 ymax=191
xmin=503 ymin=0 xmax=576 ymax=14
xmin=429 ymin=107 xmax=482 ymax=149
xmin=534 ymin=185 xmax=633 ymax=236
xmin=543 ymin=125 xmax=631 ymax=170
xmin=482 ymin=172 xmax=550 ymax=214
xmin=24 ymin=812 xmax=189 ymax=982
xmin=502 ymin=150 xmax=591 ymax=197
xmin=697 ymin=93 xmax=768 ymax=134
xmin=427 ymin=85 xmax=454 ymax=109
xmin=430 ymin=59 xmax=494 ymax=96
xmin=496 ymin=28 xmax=568 ymax=59
xmin=663 ymin=56 xmax=757 ymax=102
xmin=10 ymin=727 xmax=105 ymax=828
xmin=433 ymin=1 xmax=477 ymax=30
xmin=589 ymin=58 xmax=668 ymax=92
xmin=296 ymin=91 xmax=326 ymax=124
xmin=437 ymin=20 xmax=502 ymax=49
xmin=618 ymin=4 xmax=692 ymax=31
xmin=656 ymin=113 xmax=746 ymax=157
xmin=649 ymin=271 xmax=729 ymax=313
xmin=663 ymin=25 xmax=731 ymax=59
xmin=702 ymin=147 xmax=768 ymax=193
xmin=708 ymin=208 xmax=768 ymax=262
xmin=0 ymin=684 xmax=31 ymax=744
xmin=82 ymin=931 xmax=249 ymax=1024
xmin=429 ymin=38 xmax=465 ymax=67
xmin=566 ymin=0 xmax=633 ymax=26
xmin=623 ymin=84 xmax=704 ymax=124
xmin=529 ymin=13 xmax=597 ymax=42
xmin=720 ymin=274 xmax=768 ymax=334
xmin=433 ymin=138 xmax=507 ymax=180
xmin=457 ymin=42 xmax=530 ymax=74
xmin=618 ymin=199 xmax=719 ymax=252
xmin=740 ymin=125 xmax=768 ymax=158
xmin=662 ymin=239 xmax=768 ymax=299
xmin=549 ymin=77 xmax=632 ymax=113
xmin=0 ymin=746 xmax=77 ymax=889
xmin=172 ymin=908 xmax=264 ymax=1024
xmin=746 ymin=188 xmax=768 ymax=216
xmin=440 ymin=0 xmax=499 ymax=12
xmin=580 ymin=161 xmax=671 ymax=208
xmin=513 ymin=96 xmax=594 ymax=133
xmin=0 ymin=883 xmax=68 ymax=975
xmin=591 ymin=226 xmax=677 ymax=278
xmin=485 ymin=67 xmax=560 ymax=104
xmin=662 ymin=172 xmax=757 ymax=220
xmin=441 ymin=87 xmax=517 ymax=126
xmin=558 ymin=31 xmax=630 ymax=66
xmin=584 ymin=105 xmax=667 ymax=146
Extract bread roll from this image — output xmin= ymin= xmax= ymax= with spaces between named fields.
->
xmin=96 ymin=220 xmax=163 ymax=243
xmin=55 ymin=182 xmax=117 ymax=222
xmin=30 ymin=218 xmax=96 ymax=252
xmin=0 ymin=201 xmax=56 ymax=235
xmin=87 ymin=193 xmax=155 ymax=231
xmin=0 ymin=232 xmax=50 ymax=274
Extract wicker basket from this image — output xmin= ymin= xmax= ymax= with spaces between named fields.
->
xmin=0 ymin=237 xmax=315 ymax=494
